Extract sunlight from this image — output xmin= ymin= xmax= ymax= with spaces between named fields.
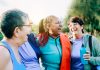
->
xmin=0 ymin=0 xmax=73 ymax=24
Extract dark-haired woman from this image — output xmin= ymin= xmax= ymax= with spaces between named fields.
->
xmin=0 ymin=9 xmax=32 ymax=70
xmin=68 ymin=16 xmax=100 ymax=70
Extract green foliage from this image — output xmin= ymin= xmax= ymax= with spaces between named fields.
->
xmin=0 ymin=32 xmax=3 ymax=41
xmin=64 ymin=0 xmax=100 ymax=36
xmin=31 ymin=24 xmax=39 ymax=34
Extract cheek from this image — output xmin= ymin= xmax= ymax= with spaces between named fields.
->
xmin=20 ymin=32 xmax=26 ymax=37
xmin=77 ymin=26 xmax=82 ymax=30
xmin=21 ymin=32 xmax=28 ymax=41
xmin=24 ymin=27 xmax=31 ymax=34
xmin=19 ymin=31 xmax=28 ymax=41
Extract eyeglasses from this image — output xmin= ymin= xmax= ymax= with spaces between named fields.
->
xmin=22 ymin=24 xmax=32 ymax=27
xmin=22 ymin=23 xmax=33 ymax=27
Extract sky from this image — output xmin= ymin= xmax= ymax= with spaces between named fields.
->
xmin=0 ymin=0 xmax=73 ymax=24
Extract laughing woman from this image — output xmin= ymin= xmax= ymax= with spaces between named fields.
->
xmin=68 ymin=16 xmax=100 ymax=70
xmin=38 ymin=15 xmax=71 ymax=70
xmin=0 ymin=9 xmax=32 ymax=70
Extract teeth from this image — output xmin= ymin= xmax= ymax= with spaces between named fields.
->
xmin=58 ymin=28 xmax=61 ymax=30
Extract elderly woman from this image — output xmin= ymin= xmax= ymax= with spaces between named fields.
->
xmin=38 ymin=15 xmax=71 ymax=70
xmin=0 ymin=9 xmax=32 ymax=70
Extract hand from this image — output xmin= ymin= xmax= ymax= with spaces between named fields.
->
xmin=83 ymin=51 xmax=90 ymax=61
xmin=68 ymin=35 xmax=73 ymax=39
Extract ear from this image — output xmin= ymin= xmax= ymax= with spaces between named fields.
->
xmin=81 ymin=25 xmax=83 ymax=29
xmin=13 ymin=27 xmax=21 ymax=37
xmin=46 ymin=24 xmax=50 ymax=29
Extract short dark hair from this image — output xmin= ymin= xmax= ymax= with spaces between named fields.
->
xmin=1 ymin=9 xmax=28 ymax=38
xmin=71 ymin=16 xmax=84 ymax=26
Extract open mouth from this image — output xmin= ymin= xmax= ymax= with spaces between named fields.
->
xmin=71 ymin=28 xmax=77 ymax=32
xmin=58 ymin=28 xmax=61 ymax=30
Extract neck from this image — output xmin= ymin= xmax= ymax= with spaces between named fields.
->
xmin=4 ymin=37 xmax=20 ymax=50
xmin=49 ymin=33 xmax=59 ymax=38
xmin=3 ymin=37 xmax=21 ymax=63
xmin=73 ymin=33 xmax=83 ymax=39
xmin=49 ymin=30 xmax=60 ymax=38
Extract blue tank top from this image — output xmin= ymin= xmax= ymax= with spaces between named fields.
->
xmin=1 ymin=40 xmax=26 ymax=70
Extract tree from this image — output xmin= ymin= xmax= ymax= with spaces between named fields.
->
xmin=64 ymin=0 xmax=100 ymax=36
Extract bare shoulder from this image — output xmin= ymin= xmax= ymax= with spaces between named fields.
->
xmin=0 ymin=46 xmax=10 ymax=69
xmin=0 ymin=45 xmax=10 ymax=58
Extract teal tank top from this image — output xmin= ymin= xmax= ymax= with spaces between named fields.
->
xmin=1 ymin=40 xmax=26 ymax=70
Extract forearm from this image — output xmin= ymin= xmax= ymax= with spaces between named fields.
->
xmin=89 ymin=56 xmax=100 ymax=65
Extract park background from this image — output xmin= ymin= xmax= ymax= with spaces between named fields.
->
xmin=0 ymin=0 xmax=100 ymax=40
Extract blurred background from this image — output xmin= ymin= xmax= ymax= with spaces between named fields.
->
xmin=63 ymin=0 xmax=100 ymax=40
xmin=0 ymin=0 xmax=100 ymax=40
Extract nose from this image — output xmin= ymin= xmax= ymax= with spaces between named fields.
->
xmin=59 ymin=23 xmax=62 ymax=27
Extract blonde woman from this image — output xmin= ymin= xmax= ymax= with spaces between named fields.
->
xmin=38 ymin=15 xmax=71 ymax=70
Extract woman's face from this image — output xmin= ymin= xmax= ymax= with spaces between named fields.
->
xmin=68 ymin=22 xmax=83 ymax=35
xmin=17 ymin=19 xmax=32 ymax=44
xmin=48 ymin=18 xmax=62 ymax=35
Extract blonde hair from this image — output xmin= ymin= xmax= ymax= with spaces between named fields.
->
xmin=38 ymin=15 xmax=58 ymax=46
xmin=43 ymin=15 xmax=58 ymax=32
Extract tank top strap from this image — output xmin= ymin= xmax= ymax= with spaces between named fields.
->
xmin=0 ymin=40 xmax=18 ymax=64
xmin=0 ymin=40 xmax=26 ymax=70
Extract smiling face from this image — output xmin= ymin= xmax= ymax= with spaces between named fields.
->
xmin=68 ymin=17 xmax=84 ymax=35
xmin=68 ymin=22 xmax=83 ymax=35
xmin=14 ymin=18 xmax=32 ymax=45
xmin=20 ymin=20 xmax=32 ymax=42
xmin=47 ymin=17 xmax=62 ymax=36
xmin=19 ymin=19 xmax=32 ymax=42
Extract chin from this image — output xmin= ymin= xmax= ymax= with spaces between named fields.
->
xmin=25 ymin=38 xmax=28 ymax=42
xmin=23 ymin=38 xmax=28 ymax=43
xmin=24 ymin=39 xmax=27 ymax=42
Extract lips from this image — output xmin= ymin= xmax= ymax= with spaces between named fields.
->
xmin=73 ymin=28 xmax=77 ymax=31
xmin=58 ymin=28 xmax=61 ymax=30
xmin=71 ymin=28 xmax=77 ymax=32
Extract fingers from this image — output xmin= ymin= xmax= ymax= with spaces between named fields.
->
xmin=86 ymin=51 xmax=90 ymax=54
xmin=83 ymin=53 xmax=90 ymax=60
